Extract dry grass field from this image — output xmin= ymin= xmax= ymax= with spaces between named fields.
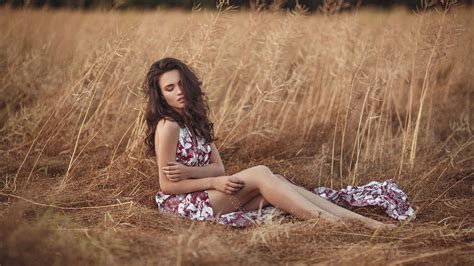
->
xmin=0 ymin=3 xmax=473 ymax=265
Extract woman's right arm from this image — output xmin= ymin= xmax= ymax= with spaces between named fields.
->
xmin=155 ymin=119 xmax=215 ymax=195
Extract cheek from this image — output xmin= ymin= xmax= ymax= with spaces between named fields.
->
xmin=161 ymin=92 xmax=174 ymax=104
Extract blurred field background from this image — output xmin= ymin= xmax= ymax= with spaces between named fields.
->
xmin=0 ymin=0 xmax=473 ymax=264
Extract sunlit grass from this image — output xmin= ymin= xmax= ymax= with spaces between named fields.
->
xmin=0 ymin=4 xmax=473 ymax=265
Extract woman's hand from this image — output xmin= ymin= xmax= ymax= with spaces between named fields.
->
xmin=211 ymin=176 xmax=245 ymax=195
xmin=162 ymin=161 xmax=191 ymax=182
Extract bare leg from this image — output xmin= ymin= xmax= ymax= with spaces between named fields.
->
xmin=240 ymin=194 xmax=270 ymax=212
xmin=240 ymin=174 xmax=393 ymax=229
xmin=207 ymin=166 xmax=342 ymax=225
xmin=274 ymin=174 xmax=396 ymax=230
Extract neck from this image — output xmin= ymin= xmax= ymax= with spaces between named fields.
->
xmin=172 ymin=107 xmax=184 ymax=116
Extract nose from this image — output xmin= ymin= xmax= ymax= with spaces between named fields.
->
xmin=176 ymin=84 xmax=183 ymax=95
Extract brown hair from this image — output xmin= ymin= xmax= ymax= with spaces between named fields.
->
xmin=142 ymin=57 xmax=216 ymax=157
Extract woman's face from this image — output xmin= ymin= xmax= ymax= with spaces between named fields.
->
xmin=159 ymin=69 xmax=185 ymax=114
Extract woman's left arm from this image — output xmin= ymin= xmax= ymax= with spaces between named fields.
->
xmin=161 ymin=142 xmax=225 ymax=181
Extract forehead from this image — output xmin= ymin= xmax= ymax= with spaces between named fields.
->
xmin=159 ymin=69 xmax=181 ymax=88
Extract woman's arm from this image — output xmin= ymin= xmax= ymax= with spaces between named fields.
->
xmin=187 ymin=143 xmax=225 ymax=178
xmin=155 ymin=120 xmax=215 ymax=194
xmin=161 ymin=142 xmax=225 ymax=180
xmin=163 ymin=176 xmax=215 ymax=195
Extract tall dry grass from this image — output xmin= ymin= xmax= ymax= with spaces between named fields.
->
xmin=0 ymin=2 xmax=473 ymax=265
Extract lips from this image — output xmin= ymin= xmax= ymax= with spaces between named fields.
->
xmin=177 ymin=97 xmax=185 ymax=103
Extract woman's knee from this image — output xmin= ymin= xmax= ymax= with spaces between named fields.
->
xmin=250 ymin=167 xmax=282 ymax=190
xmin=231 ymin=165 xmax=276 ymax=189
xmin=251 ymin=165 xmax=274 ymax=177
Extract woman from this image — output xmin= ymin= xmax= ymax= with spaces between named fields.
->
xmin=144 ymin=57 xmax=412 ymax=230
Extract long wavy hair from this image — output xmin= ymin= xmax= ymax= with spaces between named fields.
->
xmin=143 ymin=57 xmax=216 ymax=157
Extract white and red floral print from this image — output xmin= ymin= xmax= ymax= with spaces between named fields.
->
xmin=155 ymin=126 xmax=214 ymax=221
xmin=312 ymin=179 xmax=416 ymax=221
xmin=155 ymin=126 xmax=416 ymax=227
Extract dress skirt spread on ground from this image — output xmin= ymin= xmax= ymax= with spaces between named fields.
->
xmin=155 ymin=126 xmax=417 ymax=228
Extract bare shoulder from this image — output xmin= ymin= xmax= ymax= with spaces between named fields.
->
xmin=153 ymin=119 xmax=180 ymax=157
xmin=155 ymin=118 xmax=180 ymax=140
xmin=156 ymin=118 xmax=179 ymax=130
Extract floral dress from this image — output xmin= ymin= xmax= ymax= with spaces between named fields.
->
xmin=155 ymin=126 xmax=416 ymax=227
xmin=155 ymin=126 xmax=215 ymax=221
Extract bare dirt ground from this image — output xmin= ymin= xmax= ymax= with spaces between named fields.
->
xmin=0 ymin=4 xmax=473 ymax=265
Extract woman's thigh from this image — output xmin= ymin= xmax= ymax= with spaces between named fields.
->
xmin=240 ymin=173 xmax=293 ymax=211
xmin=207 ymin=165 xmax=271 ymax=215
xmin=241 ymin=194 xmax=271 ymax=211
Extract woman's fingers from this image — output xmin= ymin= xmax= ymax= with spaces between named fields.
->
xmin=229 ymin=176 xmax=245 ymax=186
xmin=162 ymin=166 xmax=179 ymax=171
xmin=163 ymin=169 xmax=180 ymax=175
xmin=225 ymin=177 xmax=245 ymax=195
xmin=167 ymin=174 xmax=182 ymax=181
xmin=225 ymin=188 xmax=238 ymax=195
xmin=227 ymin=182 xmax=244 ymax=189
xmin=162 ymin=165 xmax=180 ymax=174
xmin=162 ymin=166 xmax=177 ymax=170
xmin=225 ymin=185 xmax=243 ymax=195
xmin=229 ymin=176 xmax=243 ymax=183
xmin=225 ymin=185 xmax=240 ymax=191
